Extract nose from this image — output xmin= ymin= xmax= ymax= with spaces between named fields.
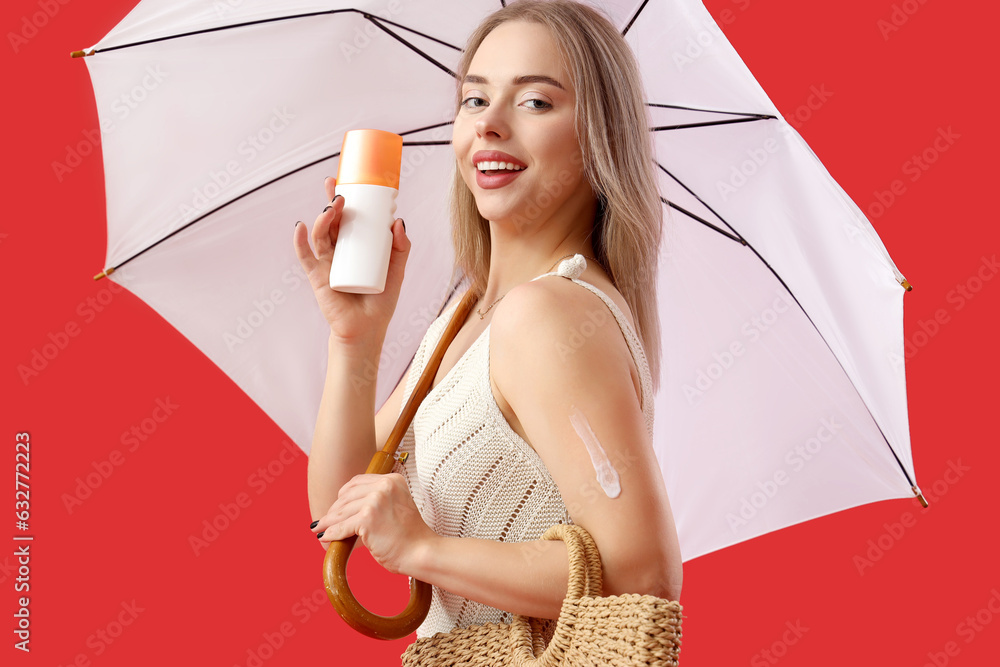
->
xmin=474 ymin=103 xmax=508 ymax=139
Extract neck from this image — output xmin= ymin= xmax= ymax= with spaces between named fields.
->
xmin=478 ymin=195 xmax=598 ymax=312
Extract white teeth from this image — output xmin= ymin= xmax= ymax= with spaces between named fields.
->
xmin=476 ymin=160 xmax=524 ymax=172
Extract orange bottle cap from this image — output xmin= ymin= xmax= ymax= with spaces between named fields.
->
xmin=336 ymin=129 xmax=403 ymax=189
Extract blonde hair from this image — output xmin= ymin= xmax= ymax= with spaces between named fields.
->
xmin=449 ymin=0 xmax=664 ymax=391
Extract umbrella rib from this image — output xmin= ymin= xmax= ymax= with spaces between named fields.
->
xmin=648 ymin=102 xmax=776 ymax=119
xmin=651 ymin=116 xmax=774 ymax=132
xmin=656 ymin=161 xmax=746 ymax=242
xmin=365 ymin=16 xmax=455 ymax=78
xmin=663 ymin=198 xmax=745 ymax=245
xmin=74 ymin=8 xmax=461 ymax=62
xmin=78 ymin=9 xmax=359 ymax=54
xmin=101 ymin=151 xmax=345 ymax=271
xmin=659 ymin=167 xmax=917 ymax=491
xmin=100 ymin=132 xmax=454 ymax=273
xmin=621 ymin=0 xmax=651 ymax=37
xmin=358 ymin=15 xmax=462 ymax=51
xmin=400 ymin=120 xmax=454 ymax=136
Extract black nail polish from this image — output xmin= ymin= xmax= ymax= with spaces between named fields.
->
xmin=401 ymin=219 xmax=406 ymax=232
xmin=323 ymin=206 xmax=332 ymax=213
xmin=310 ymin=520 xmax=319 ymax=529
xmin=334 ymin=194 xmax=343 ymax=202
xmin=295 ymin=221 xmax=301 ymax=227
xmin=317 ymin=531 xmax=325 ymax=539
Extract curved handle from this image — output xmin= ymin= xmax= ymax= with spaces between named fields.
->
xmin=322 ymin=288 xmax=480 ymax=640
xmin=323 ymin=534 xmax=433 ymax=640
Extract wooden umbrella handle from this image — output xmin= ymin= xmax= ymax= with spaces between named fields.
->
xmin=322 ymin=287 xmax=479 ymax=640
xmin=322 ymin=449 xmax=432 ymax=640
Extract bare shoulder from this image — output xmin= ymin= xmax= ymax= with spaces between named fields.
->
xmin=492 ymin=276 xmax=608 ymax=338
xmin=490 ymin=276 xmax=641 ymax=411
xmin=496 ymin=271 xmax=636 ymax=334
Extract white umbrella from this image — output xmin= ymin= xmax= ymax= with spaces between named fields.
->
xmin=72 ymin=0 xmax=921 ymax=565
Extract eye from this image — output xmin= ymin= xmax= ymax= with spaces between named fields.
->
xmin=460 ymin=95 xmax=488 ymax=110
xmin=521 ymin=98 xmax=552 ymax=110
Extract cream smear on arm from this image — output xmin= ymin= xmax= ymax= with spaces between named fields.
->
xmin=568 ymin=404 xmax=621 ymax=498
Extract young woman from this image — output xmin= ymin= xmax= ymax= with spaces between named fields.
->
xmin=293 ymin=0 xmax=682 ymax=641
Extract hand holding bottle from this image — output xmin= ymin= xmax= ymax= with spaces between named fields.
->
xmin=292 ymin=175 xmax=409 ymax=346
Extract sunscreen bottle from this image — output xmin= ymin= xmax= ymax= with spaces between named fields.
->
xmin=329 ymin=129 xmax=403 ymax=293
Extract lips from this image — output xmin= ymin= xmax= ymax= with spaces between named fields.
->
xmin=471 ymin=150 xmax=527 ymax=189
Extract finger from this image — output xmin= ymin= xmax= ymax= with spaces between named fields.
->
xmin=324 ymin=176 xmax=337 ymax=202
xmin=319 ymin=475 xmax=398 ymax=529
xmin=391 ymin=218 xmax=408 ymax=247
xmin=385 ymin=218 xmax=411 ymax=290
xmin=292 ymin=221 xmax=318 ymax=274
xmin=314 ymin=474 xmax=383 ymax=530
xmin=314 ymin=496 xmax=367 ymax=535
xmin=318 ymin=505 xmax=371 ymax=544
xmin=312 ymin=195 xmax=345 ymax=258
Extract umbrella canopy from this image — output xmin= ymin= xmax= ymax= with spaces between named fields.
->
xmin=75 ymin=0 xmax=919 ymax=562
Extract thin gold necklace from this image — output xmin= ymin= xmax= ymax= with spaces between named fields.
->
xmin=476 ymin=253 xmax=601 ymax=319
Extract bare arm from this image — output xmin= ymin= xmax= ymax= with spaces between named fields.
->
xmin=403 ymin=278 xmax=682 ymax=615
xmin=307 ymin=334 xmax=383 ymax=521
xmin=309 ymin=331 xmax=414 ymax=526
xmin=411 ymin=536 xmax=570 ymax=620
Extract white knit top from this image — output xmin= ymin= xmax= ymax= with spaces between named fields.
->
xmin=391 ymin=254 xmax=655 ymax=640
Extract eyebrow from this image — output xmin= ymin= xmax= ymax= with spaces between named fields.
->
xmin=463 ymin=74 xmax=566 ymax=91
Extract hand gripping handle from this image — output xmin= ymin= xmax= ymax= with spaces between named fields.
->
xmin=322 ymin=450 xmax=432 ymax=640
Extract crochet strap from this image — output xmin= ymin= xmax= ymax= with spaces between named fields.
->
xmin=508 ymin=524 xmax=605 ymax=665
xmin=541 ymin=524 xmax=603 ymax=598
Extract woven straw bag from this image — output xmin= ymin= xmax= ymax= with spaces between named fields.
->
xmin=400 ymin=523 xmax=683 ymax=666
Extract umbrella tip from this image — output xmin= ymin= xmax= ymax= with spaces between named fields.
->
xmin=900 ymin=278 xmax=913 ymax=291
xmin=912 ymin=485 xmax=928 ymax=508
xmin=71 ymin=49 xmax=96 ymax=58
xmin=93 ymin=267 xmax=115 ymax=280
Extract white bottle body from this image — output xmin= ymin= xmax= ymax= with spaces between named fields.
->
xmin=328 ymin=183 xmax=398 ymax=294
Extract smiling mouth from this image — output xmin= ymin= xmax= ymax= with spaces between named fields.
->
xmin=476 ymin=160 xmax=525 ymax=173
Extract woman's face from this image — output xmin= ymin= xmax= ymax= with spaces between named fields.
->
xmin=452 ymin=20 xmax=593 ymax=227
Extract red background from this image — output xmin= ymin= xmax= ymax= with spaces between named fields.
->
xmin=3 ymin=0 xmax=997 ymax=665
